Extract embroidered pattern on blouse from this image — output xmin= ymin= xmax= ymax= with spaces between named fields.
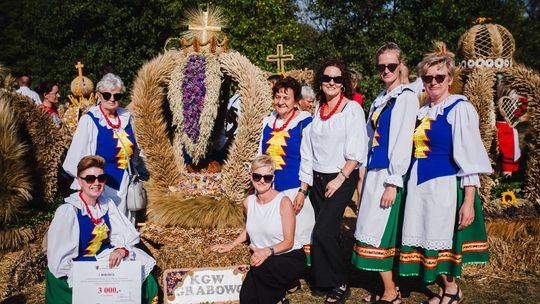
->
xmin=84 ymin=224 xmax=110 ymax=257
xmin=114 ymin=130 xmax=134 ymax=169
xmin=413 ymin=117 xmax=435 ymax=158
xmin=371 ymin=111 xmax=382 ymax=147
xmin=265 ymin=130 xmax=290 ymax=170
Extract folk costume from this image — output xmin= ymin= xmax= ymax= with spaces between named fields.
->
xmin=353 ymin=85 xmax=418 ymax=271
xmin=45 ymin=192 xmax=157 ymax=304
xmin=258 ymin=110 xmax=316 ymax=263
xmin=240 ymin=192 xmax=306 ymax=304
xmin=300 ymin=100 xmax=368 ymax=288
xmin=63 ymin=106 xmax=140 ymax=222
xmin=399 ymin=95 xmax=491 ymax=282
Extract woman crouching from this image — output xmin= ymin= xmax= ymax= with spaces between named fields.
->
xmin=45 ymin=155 xmax=158 ymax=304
xmin=212 ymin=155 xmax=306 ymax=304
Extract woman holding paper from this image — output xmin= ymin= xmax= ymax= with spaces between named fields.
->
xmin=45 ymin=155 xmax=158 ymax=304
xmin=211 ymin=155 xmax=306 ymax=304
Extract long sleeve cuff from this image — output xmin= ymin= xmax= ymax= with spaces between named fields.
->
xmin=299 ymin=172 xmax=313 ymax=187
xmin=460 ymin=174 xmax=480 ymax=188
xmin=384 ymin=174 xmax=403 ymax=188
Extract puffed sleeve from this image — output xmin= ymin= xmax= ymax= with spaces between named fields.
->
xmin=345 ymin=103 xmax=368 ymax=166
xmin=299 ymin=123 xmax=314 ymax=186
xmin=62 ymin=114 xmax=97 ymax=189
xmin=47 ymin=204 xmax=79 ymax=285
xmin=448 ymin=101 xmax=493 ymax=187
xmin=385 ymin=91 xmax=419 ymax=187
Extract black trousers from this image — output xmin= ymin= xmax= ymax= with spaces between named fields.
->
xmin=240 ymin=249 xmax=306 ymax=304
xmin=310 ymin=169 xmax=359 ymax=288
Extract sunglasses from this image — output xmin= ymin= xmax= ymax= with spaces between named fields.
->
xmin=252 ymin=173 xmax=274 ymax=183
xmin=100 ymin=92 xmax=124 ymax=102
xmin=79 ymin=174 xmax=108 ymax=184
xmin=421 ymin=74 xmax=447 ymax=84
xmin=375 ymin=63 xmax=399 ymax=73
xmin=321 ymin=74 xmax=345 ymax=84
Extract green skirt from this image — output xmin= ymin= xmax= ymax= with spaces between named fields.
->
xmin=351 ymin=184 xmax=404 ymax=272
xmin=45 ymin=269 xmax=159 ymax=303
xmin=398 ymin=184 xmax=489 ymax=283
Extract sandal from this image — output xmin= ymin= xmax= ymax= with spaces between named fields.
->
xmin=441 ymin=285 xmax=463 ymax=304
xmin=374 ymin=293 xmax=400 ymax=304
xmin=325 ymin=284 xmax=351 ymax=304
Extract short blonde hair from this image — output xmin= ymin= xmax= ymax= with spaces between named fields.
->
xmin=417 ymin=41 xmax=456 ymax=78
xmin=251 ymin=155 xmax=275 ymax=174
xmin=77 ymin=155 xmax=105 ymax=176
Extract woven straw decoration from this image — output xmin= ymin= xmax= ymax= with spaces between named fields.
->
xmin=458 ymin=24 xmax=515 ymax=69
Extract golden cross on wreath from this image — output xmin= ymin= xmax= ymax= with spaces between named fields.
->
xmin=266 ymin=44 xmax=294 ymax=73
xmin=75 ymin=61 xmax=84 ymax=77
xmin=188 ymin=11 xmax=222 ymax=43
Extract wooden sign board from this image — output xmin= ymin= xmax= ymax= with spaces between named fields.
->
xmin=164 ymin=265 xmax=250 ymax=304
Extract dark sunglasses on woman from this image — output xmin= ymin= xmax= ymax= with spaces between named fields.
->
xmin=100 ymin=92 xmax=124 ymax=102
xmin=375 ymin=63 xmax=399 ymax=73
xmin=252 ymin=173 xmax=274 ymax=183
xmin=79 ymin=174 xmax=108 ymax=183
xmin=421 ymin=74 xmax=447 ymax=84
xmin=321 ymin=75 xmax=345 ymax=84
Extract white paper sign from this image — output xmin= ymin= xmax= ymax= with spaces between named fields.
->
xmin=164 ymin=265 xmax=249 ymax=304
xmin=73 ymin=260 xmax=142 ymax=304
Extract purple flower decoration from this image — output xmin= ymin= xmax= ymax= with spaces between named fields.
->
xmin=182 ymin=55 xmax=207 ymax=143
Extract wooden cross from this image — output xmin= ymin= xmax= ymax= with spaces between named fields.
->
xmin=75 ymin=61 xmax=84 ymax=77
xmin=266 ymin=44 xmax=294 ymax=73
xmin=188 ymin=11 xmax=222 ymax=43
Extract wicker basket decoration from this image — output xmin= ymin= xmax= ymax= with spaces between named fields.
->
xmin=458 ymin=23 xmax=515 ymax=70
xmin=130 ymin=7 xmax=272 ymax=228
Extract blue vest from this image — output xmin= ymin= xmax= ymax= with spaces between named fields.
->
xmin=74 ymin=207 xmax=113 ymax=261
xmin=261 ymin=116 xmax=312 ymax=191
xmin=367 ymin=101 xmax=397 ymax=170
xmin=87 ymin=112 xmax=137 ymax=191
xmin=413 ymin=99 xmax=463 ymax=184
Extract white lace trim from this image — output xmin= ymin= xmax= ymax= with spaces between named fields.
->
xmin=355 ymin=234 xmax=381 ymax=248
xmin=402 ymin=236 xmax=452 ymax=251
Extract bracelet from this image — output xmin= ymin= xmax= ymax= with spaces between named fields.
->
xmin=298 ymin=188 xmax=308 ymax=196
xmin=268 ymin=247 xmax=275 ymax=256
xmin=339 ymin=169 xmax=349 ymax=179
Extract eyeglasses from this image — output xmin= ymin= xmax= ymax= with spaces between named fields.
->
xmin=321 ymin=74 xmax=344 ymax=84
xmin=252 ymin=173 xmax=274 ymax=183
xmin=421 ymin=74 xmax=447 ymax=84
xmin=79 ymin=174 xmax=108 ymax=184
xmin=100 ymin=92 xmax=124 ymax=102
xmin=375 ymin=63 xmax=399 ymax=73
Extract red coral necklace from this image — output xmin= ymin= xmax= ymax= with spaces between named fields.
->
xmin=320 ymin=94 xmax=344 ymax=120
xmin=99 ymin=105 xmax=121 ymax=129
xmin=273 ymin=109 xmax=296 ymax=132
xmin=79 ymin=191 xmax=102 ymax=225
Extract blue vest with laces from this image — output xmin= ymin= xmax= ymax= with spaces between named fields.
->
xmin=367 ymin=88 xmax=412 ymax=170
xmin=87 ymin=112 xmax=137 ymax=191
xmin=74 ymin=207 xmax=113 ymax=261
xmin=261 ymin=116 xmax=312 ymax=191
xmin=412 ymin=99 xmax=463 ymax=185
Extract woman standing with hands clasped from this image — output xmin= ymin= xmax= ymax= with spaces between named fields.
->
xmin=299 ymin=59 xmax=368 ymax=304
xmin=398 ymin=42 xmax=491 ymax=304
xmin=352 ymin=43 xmax=419 ymax=304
